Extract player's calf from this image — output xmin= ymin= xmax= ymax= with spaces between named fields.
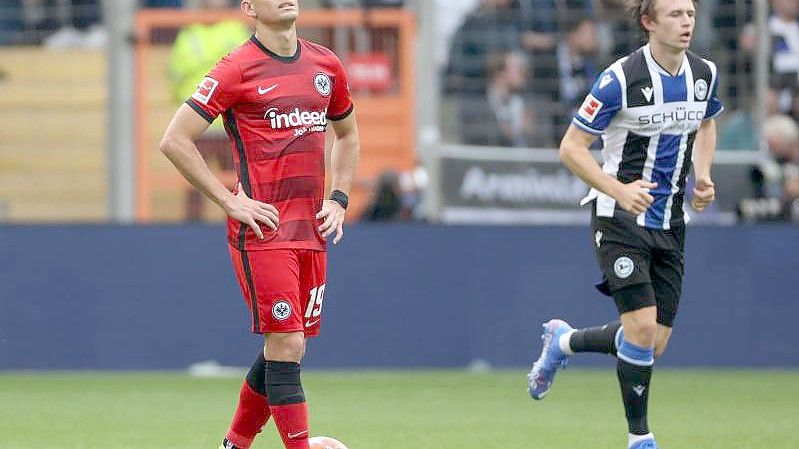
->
xmin=567 ymin=320 xmax=622 ymax=355
xmin=223 ymin=351 xmax=272 ymax=449
xmin=616 ymin=334 xmax=656 ymax=448
xmin=265 ymin=360 xmax=310 ymax=449
xmin=264 ymin=332 xmax=310 ymax=449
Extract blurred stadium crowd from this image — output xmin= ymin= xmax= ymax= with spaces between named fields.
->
xmin=0 ymin=0 xmax=797 ymax=222
xmin=0 ymin=0 xmax=401 ymax=46
xmin=443 ymin=0 xmax=798 ymax=145
xmin=441 ymin=0 xmax=799 ymax=220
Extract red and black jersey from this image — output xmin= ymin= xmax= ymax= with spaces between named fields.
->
xmin=186 ymin=36 xmax=354 ymax=251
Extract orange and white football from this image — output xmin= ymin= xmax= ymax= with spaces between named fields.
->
xmin=308 ymin=436 xmax=348 ymax=449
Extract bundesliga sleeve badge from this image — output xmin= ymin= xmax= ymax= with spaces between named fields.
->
xmin=192 ymin=77 xmax=219 ymax=105
xmin=578 ymin=94 xmax=604 ymax=124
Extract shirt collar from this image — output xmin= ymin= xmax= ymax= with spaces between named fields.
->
xmin=642 ymin=43 xmax=688 ymax=77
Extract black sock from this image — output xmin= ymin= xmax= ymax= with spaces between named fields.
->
xmin=264 ymin=361 xmax=305 ymax=405
xmin=569 ymin=321 xmax=622 ymax=354
xmin=617 ymin=358 xmax=652 ymax=435
xmin=245 ymin=350 xmax=268 ymax=396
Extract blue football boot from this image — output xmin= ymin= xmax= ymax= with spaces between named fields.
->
xmin=629 ymin=436 xmax=658 ymax=449
xmin=527 ymin=319 xmax=573 ymax=400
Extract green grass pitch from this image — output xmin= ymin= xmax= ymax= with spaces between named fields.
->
xmin=1 ymin=369 xmax=797 ymax=449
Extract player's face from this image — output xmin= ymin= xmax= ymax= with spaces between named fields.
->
xmin=241 ymin=0 xmax=299 ymax=25
xmin=645 ymin=0 xmax=696 ymax=52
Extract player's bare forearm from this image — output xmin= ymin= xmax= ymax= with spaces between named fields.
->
xmin=692 ymin=119 xmax=717 ymax=180
xmin=161 ymin=139 xmax=236 ymax=210
xmin=316 ymin=114 xmax=358 ymax=244
xmin=560 ymin=125 xmax=623 ymax=198
xmin=160 ymin=104 xmax=236 ymax=211
xmin=689 ymin=119 xmax=718 ymax=211
xmin=329 ymin=113 xmax=360 ymax=195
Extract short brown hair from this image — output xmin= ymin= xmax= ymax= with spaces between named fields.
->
xmin=628 ymin=0 xmax=699 ymax=35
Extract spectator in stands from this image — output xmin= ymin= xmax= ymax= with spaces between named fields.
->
xmin=741 ymin=0 xmax=799 ymax=117
xmin=168 ymin=0 xmax=250 ymax=220
xmin=743 ymin=115 xmax=799 ymax=221
xmin=361 ymin=170 xmax=403 ymax=221
xmin=530 ymin=15 xmax=599 ymax=145
xmin=0 ymin=0 xmax=105 ymax=48
xmin=768 ymin=0 xmax=799 ymax=116
xmin=361 ymin=166 xmax=427 ymax=221
xmin=69 ymin=0 xmax=99 ymax=30
xmin=514 ymin=0 xmax=593 ymax=53
xmin=169 ymin=0 xmax=248 ymax=104
xmin=763 ymin=115 xmax=799 ymax=219
xmin=42 ymin=0 xmax=105 ymax=48
xmin=597 ymin=0 xmax=638 ymax=59
xmin=1 ymin=0 xmax=60 ymax=45
xmin=444 ymin=0 xmax=518 ymax=96
xmin=719 ymin=89 xmax=781 ymax=151
xmin=460 ymin=50 xmax=538 ymax=147
xmin=555 ymin=17 xmax=598 ymax=109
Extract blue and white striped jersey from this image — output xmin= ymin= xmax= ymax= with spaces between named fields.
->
xmin=572 ymin=44 xmax=724 ymax=230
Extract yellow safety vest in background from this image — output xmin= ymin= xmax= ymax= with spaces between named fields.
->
xmin=168 ymin=21 xmax=251 ymax=128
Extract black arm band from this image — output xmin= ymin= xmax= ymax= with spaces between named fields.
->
xmin=329 ymin=190 xmax=349 ymax=209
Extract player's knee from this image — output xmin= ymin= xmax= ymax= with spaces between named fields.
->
xmin=265 ymin=360 xmax=305 ymax=405
xmin=623 ymin=320 xmax=658 ymax=347
xmin=264 ymin=332 xmax=305 ymax=362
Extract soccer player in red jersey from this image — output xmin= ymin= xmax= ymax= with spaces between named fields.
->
xmin=159 ymin=1 xmax=360 ymax=448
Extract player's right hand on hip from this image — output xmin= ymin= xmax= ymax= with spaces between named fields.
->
xmin=225 ymin=182 xmax=279 ymax=239
xmin=614 ymin=180 xmax=657 ymax=215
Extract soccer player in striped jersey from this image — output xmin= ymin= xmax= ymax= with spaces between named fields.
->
xmin=527 ymin=1 xmax=720 ymax=448
xmin=159 ymin=1 xmax=360 ymax=448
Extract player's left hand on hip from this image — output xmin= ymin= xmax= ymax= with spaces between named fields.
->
xmin=316 ymin=199 xmax=345 ymax=244
xmin=691 ymin=178 xmax=716 ymax=211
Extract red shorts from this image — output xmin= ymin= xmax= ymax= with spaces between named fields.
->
xmin=229 ymin=246 xmax=327 ymax=336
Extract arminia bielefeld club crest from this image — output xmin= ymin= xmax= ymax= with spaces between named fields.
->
xmin=695 ymin=79 xmax=708 ymax=101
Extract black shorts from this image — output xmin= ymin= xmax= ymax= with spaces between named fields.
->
xmin=591 ymin=208 xmax=685 ymax=327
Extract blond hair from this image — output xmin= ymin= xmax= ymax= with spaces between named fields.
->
xmin=628 ymin=0 xmax=699 ymax=35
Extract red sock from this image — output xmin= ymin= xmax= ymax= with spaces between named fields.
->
xmin=269 ymin=402 xmax=310 ymax=449
xmin=225 ymin=381 xmax=271 ymax=449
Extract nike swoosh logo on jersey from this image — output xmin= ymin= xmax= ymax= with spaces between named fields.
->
xmin=305 ymin=319 xmax=320 ymax=327
xmin=258 ymin=84 xmax=279 ymax=95
xmin=288 ymin=430 xmax=308 ymax=439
